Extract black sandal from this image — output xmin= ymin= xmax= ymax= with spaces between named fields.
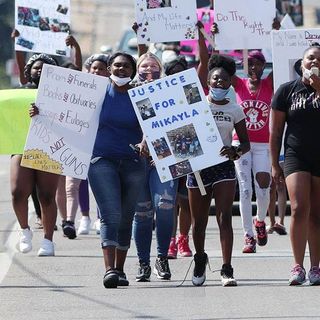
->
xmin=103 ymin=269 xmax=119 ymax=288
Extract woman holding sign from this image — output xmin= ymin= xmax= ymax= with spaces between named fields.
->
xmin=88 ymin=52 xmax=146 ymax=289
xmin=208 ymin=23 xmax=274 ymax=254
xmin=189 ymin=54 xmax=250 ymax=287
xmin=270 ymin=44 xmax=320 ymax=285
xmin=132 ymin=52 xmax=179 ymax=282
xmin=12 ymin=53 xmax=60 ymax=256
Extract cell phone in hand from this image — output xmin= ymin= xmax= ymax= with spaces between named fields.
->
xmin=311 ymin=67 xmax=319 ymax=77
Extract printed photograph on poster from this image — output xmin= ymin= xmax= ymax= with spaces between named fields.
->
xmin=57 ymin=4 xmax=69 ymax=14
xmin=39 ymin=17 xmax=50 ymax=31
xmin=15 ymin=0 xmax=71 ymax=56
xmin=18 ymin=7 xmax=40 ymax=27
xmin=167 ymin=123 xmax=203 ymax=161
xmin=16 ymin=37 xmax=34 ymax=50
xmin=147 ymin=0 xmax=172 ymax=9
xmin=183 ymin=83 xmax=202 ymax=105
xmin=136 ymin=98 xmax=156 ymax=120
xmin=151 ymin=137 xmax=172 ymax=160
xmin=169 ymin=160 xmax=193 ymax=179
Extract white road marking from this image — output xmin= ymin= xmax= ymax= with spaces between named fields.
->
xmin=0 ymin=203 xmax=35 ymax=284
xmin=0 ymin=221 xmax=19 ymax=284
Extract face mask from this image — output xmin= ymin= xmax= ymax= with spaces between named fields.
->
xmin=110 ymin=74 xmax=131 ymax=86
xmin=302 ymin=66 xmax=319 ymax=80
xmin=139 ymin=71 xmax=161 ymax=82
xmin=209 ymin=87 xmax=230 ymax=101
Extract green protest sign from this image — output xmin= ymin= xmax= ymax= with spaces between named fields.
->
xmin=0 ymin=89 xmax=36 ymax=154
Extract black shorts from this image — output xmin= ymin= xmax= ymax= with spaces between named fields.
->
xmin=284 ymin=146 xmax=320 ymax=177
xmin=187 ymin=160 xmax=236 ymax=188
xmin=177 ymin=176 xmax=188 ymax=199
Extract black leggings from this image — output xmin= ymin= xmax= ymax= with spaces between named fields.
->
xmin=31 ymin=187 xmax=41 ymax=218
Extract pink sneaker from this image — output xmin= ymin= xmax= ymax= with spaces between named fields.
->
xmin=242 ymin=234 xmax=256 ymax=253
xmin=254 ymin=218 xmax=268 ymax=246
xmin=177 ymin=234 xmax=192 ymax=257
xmin=167 ymin=237 xmax=177 ymax=259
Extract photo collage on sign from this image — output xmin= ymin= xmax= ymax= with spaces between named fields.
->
xmin=135 ymin=79 xmax=205 ymax=179
xmin=17 ymin=4 xmax=70 ymax=51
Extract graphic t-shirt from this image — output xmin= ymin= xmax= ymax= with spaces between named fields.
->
xmin=207 ymin=98 xmax=245 ymax=146
xmin=271 ymin=78 xmax=320 ymax=157
xmin=233 ymin=76 xmax=273 ymax=143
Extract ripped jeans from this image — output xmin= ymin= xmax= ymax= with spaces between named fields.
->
xmin=234 ymin=142 xmax=271 ymax=237
xmin=133 ymin=161 xmax=178 ymax=264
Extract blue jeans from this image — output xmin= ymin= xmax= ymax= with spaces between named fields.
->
xmin=88 ymin=157 xmax=145 ymax=250
xmin=133 ymin=161 xmax=178 ymax=264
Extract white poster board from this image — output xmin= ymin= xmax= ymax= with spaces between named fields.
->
xmin=271 ymin=28 xmax=320 ymax=91
xmin=15 ymin=0 xmax=71 ymax=57
xmin=280 ymin=13 xmax=296 ymax=30
xmin=214 ymin=0 xmax=275 ymax=50
xmin=21 ymin=65 xmax=109 ymax=179
xmin=128 ymin=68 xmax=224 ymax=183
xmin=135 ymin=0 xmax=198 ymax=44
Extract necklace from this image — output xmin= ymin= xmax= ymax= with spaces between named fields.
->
xmin=247 ymin=79 xmax=261 ymax=100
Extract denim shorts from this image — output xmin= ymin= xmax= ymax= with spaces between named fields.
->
xmin=187 ymin=160 xmax=236 ymax=188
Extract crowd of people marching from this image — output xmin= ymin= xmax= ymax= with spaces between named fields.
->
xmin=8 ymin=1 xmax=320 ymax=289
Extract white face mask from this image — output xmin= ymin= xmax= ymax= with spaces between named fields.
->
xmin=302 ymin=66 xmax=319 ymax=79
xmin=110 ymin=74 xmax=131 ymax=86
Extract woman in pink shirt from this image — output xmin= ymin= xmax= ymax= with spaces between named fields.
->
xmin=229 ymin=51 xmax=272 ymax=254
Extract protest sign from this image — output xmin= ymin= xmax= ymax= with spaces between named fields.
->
xmin=128 ymin=68 xmax=224 ymax=183
xmin=271 ymin=28 xmax=320 ymax=91
xmin=21 ymin=65 xmax=109 ymax=179
xmin=15 ymin=0 xmax=70 ymax=56
xmin=0 ymin=89 xmax=36 ymax=154
xmin=135 ymin=0 xmax=198 ymax=44
xmin=180 ymin=7 xmax=214 ymax=56
xmin=214 ymin=0 xmax=275 ymax=50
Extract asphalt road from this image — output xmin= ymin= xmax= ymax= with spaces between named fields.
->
xmin=0 ymin=155 xmax=319 ymax=320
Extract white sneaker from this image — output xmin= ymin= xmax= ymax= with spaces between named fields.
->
xmin=93 ymin=219 xmax=101 ymax=235
xmin=19 ymin=228 xmax=33 ymax=253
xmin=78 ymin=216 xmax=91 ymax=235
xmin=37 ymin=239 xmax=55 ymax=256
